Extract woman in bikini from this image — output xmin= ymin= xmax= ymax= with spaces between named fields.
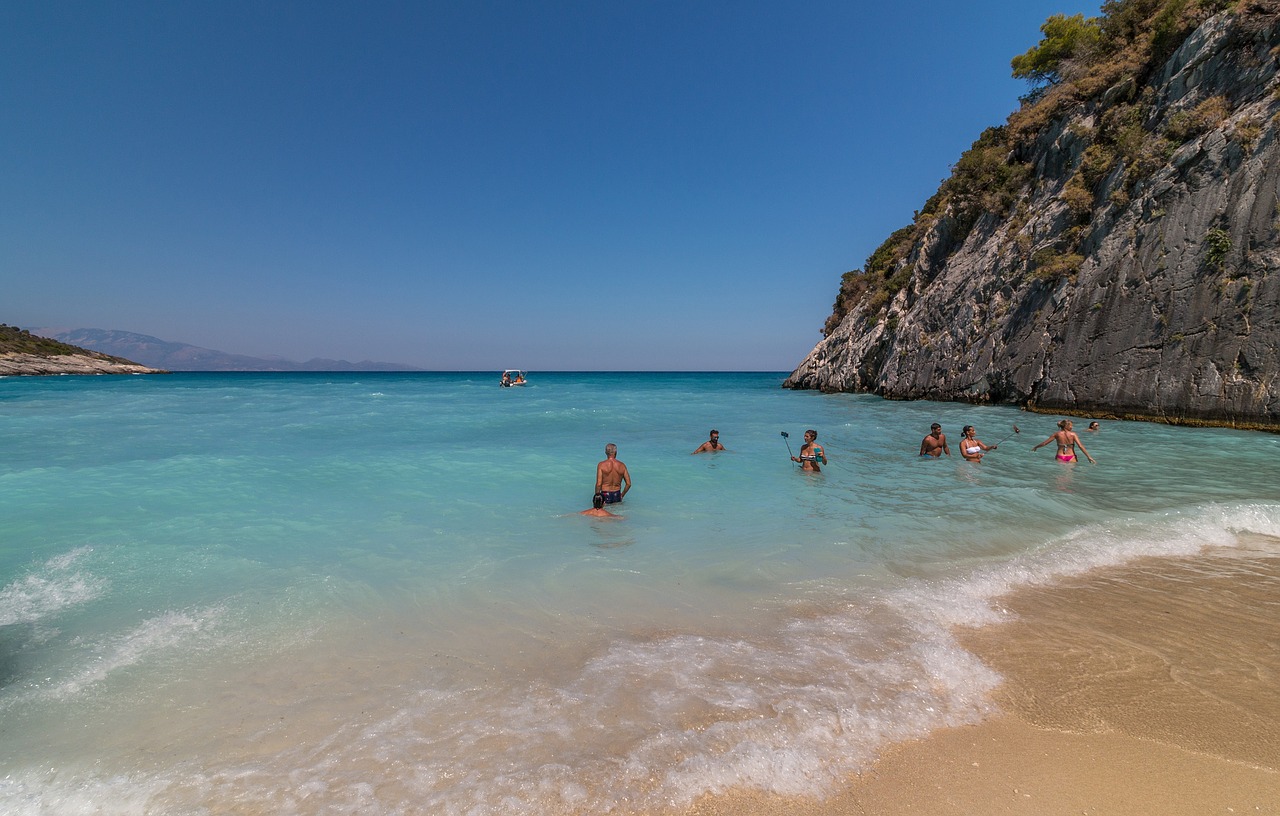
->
xmin=1033 ymin=419 xmax=1096 ymax=464
xmin=791 ymin=429 xmax=827 ymax=472
xmin=958 ymin=425 xmax=996 ymax=463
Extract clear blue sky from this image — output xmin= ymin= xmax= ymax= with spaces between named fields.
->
xmin=5 ymin=1 xmax=1099 ymax=370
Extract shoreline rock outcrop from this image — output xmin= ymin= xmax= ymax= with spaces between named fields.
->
xmin=0 ymin=352 xmax=166 ymax=377
xmin=0 ymin=325 xmax=167 ymax=376
xmin=785 ymin=4 xmax=1280 ymax=430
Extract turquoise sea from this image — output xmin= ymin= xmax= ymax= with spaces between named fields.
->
xmin=3 ymin=371 xmax=1279 ymax=815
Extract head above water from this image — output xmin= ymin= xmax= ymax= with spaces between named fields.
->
xmin=709 ymin=429 xmax=719 ymax=439
xmin=605 ymin=443 xmax=617 ymax=457
xmin=592 ymin=493 xmax=604 ymax=509
xmin=930 ymin=423 xmax=941 ymax=432
xmin=804 ymin=429 xmax=817 ymax=441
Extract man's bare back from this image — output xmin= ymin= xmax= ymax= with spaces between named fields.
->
xmin=595 ymin=443 xmax=631 ymax=503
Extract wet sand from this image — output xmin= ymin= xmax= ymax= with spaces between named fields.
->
xmin=686 ymin=546 xmax=1280 ymax=816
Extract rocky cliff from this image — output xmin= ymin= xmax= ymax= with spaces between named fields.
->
xmin=0 ymin=325 xmax=165 ymax=376
xmin=785 ymin=2 xmax=1280 ymax=430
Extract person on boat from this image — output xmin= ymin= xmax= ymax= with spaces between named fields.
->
xmin=692 ymin=429 xmax=725 ymax=454
xmin=513 ymin=373 xmax=525 ymax=384
xmin=580 ymin=493 xmax=621 ymax=518
xmin=919 ymin=423 xmax=950 ymax=457
xmin=501 ymin=372 xmax=511 ymax=387
xmin=791 ymin=429 xmax=827 ymax=472
xmin=959 ymin=425 xmax=997 ymax=463
xmin=1033 ymin=419 xmax=1095 ymax=463
xmin=595 ymin=443 xmax=631 ymax=504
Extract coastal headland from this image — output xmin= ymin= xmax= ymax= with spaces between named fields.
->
xmin=786 ymin=3 xmax=1280 ymax=432
xmin=0 ymin=325 xmax=165 ymax=376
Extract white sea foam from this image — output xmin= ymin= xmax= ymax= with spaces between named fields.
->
xmin=2 ymin=504 xmax=1278 ymax=815
xmin=32 ymin=607 xmax=227 ymax=701
xmin=898 ymin=501 xmax=1280 ymax=631
xmin=0 ymin=547 xmax=104 ymax=627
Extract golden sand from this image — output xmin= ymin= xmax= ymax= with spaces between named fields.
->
xmin=685 ymin=548 xmax=1280 ymax=815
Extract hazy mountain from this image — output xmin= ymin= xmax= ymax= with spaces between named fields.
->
xmin=32 ymin=328 xmax=423 ymax=372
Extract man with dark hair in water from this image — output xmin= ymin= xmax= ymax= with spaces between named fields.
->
xmin=595 ymin=443 xmax=631 ymax=504
xmin=919 ymin=423 xmax=950 ymax=457
xmin=580 ymin=493 xmax=621 ymax=518
xmin=692 ymin=429 xmax=725 ymax=454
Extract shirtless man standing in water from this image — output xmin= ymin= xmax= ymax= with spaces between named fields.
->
xmin=919 ymin=423 xmax=950 ymax=457
xmin=1033 ymin=419 xmax=1096 ymax=464
xmin=595 ymin=443 xmax=631 ymax=504
xmin=692 ymin=429 xmax=725 ymax=454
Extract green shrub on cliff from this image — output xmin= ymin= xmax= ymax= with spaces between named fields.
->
xmin=1165 ymin=95 xmax=1232 ymax=142
xmin=0 ymin=324 xmax=82 ymax=356
xmin=823 ymin=226 xmax=916 ymax=335
xmin=0 ymin=324 xmax=141 ymax=366
xmin=1011 ymin=13 xmax=1105 ymax=91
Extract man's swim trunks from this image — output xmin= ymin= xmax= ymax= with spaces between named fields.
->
xmin=600 ymin=490 xmax=622 ymax=504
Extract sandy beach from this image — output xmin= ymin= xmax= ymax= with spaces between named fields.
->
xmin=688 ymin=544 xmax=1280 ymax=816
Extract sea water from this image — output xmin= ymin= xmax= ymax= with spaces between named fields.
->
xmin=2 ymin=371 xmax=1278 ymax=815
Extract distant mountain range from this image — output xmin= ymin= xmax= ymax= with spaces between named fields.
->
xmin=31 ymin=328 xmax=423 ymax=372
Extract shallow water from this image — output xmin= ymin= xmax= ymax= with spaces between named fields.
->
xmin=2 ymin=372 xmax=1279 ymax=814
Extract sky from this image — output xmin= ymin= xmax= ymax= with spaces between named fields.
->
xmin=4 ymin=0 xmax=1101 ymax=371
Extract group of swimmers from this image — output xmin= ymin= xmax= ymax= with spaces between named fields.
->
xmin=692 ymin=428 xmax=827 ymax=471
xmin=581 ymin=428 xmax=826 ymax=519
xmin=920 ymin=419 xmax=1098 ymax=464
xmin=581 ymin=419 xmax=1099 ymax=518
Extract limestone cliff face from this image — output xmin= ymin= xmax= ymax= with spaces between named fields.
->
xmin=786 ymin=8 xmax=1280 ymax=429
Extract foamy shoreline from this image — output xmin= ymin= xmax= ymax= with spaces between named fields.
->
xmin=686 ymin=548 xmax=1280 ymax=816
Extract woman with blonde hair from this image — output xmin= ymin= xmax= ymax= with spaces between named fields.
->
xmin=1033 ymin=419 xmax=1096 ymax=463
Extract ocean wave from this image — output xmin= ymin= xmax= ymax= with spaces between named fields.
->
xmin=897 ymin=501 xmax=1280 ymax=631
xmin=37 ymin=607 xmax=228 ymax=701
xmin=4 ymin=504 xmax=1276 ymax=814
xmin=0 ymin=547 xmax=104 ymax=627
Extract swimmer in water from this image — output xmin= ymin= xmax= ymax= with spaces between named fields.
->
xmin=1033 ymin=419 xmax=1096 ymax=464
xmin=958 ymin=425 xmax=997 ymax=463
xmin=791 ymin=429 xmax=827 ymax=472
xmin=919 ymin=423 xmax=950 ymax=457
xmin=691 ymin=429 xmax=725 ymax=454
xmin=580 ymin=492 xmax=621 ymax=518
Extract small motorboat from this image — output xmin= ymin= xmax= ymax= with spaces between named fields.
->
xmin=500 ymin=370 xmax=527 ymax=387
